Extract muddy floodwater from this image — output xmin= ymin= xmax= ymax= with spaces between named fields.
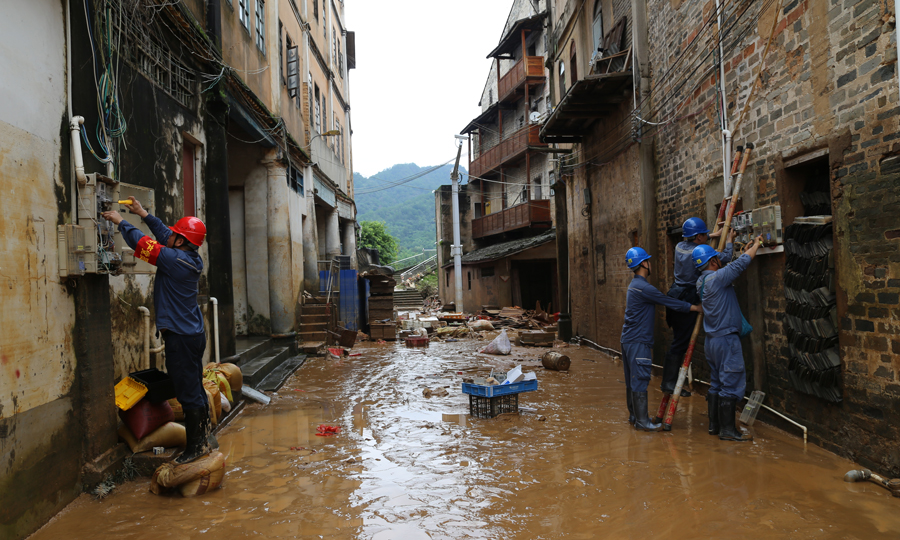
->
xmin=29 ymin=337 xmax=900 ymax=539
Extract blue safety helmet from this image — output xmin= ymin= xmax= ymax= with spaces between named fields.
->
xmin=625 ymin=247 xmax=652 ymax=269
xmin=682 ymin=217 xmax=710 ymax=238
xmin=692 ymin=244 xmax=722 ymax=269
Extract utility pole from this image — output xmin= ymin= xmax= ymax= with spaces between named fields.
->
xmin=451 ymin=136 xmax=467 ymax=313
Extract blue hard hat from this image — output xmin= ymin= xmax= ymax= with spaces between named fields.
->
xmin=692 ymin=244 xmax=721 ymax=269
xmin=625 ymin=247 xmax=652 ymax=269
xmin=682 ymin=217 xmax=710 ymax=238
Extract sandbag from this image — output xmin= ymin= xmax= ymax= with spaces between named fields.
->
xmin=119 ymin=398 xmax=174 ymax=440
xmin=151 ymin=451 xmax=226 ymax=495
xmin=118 ymin=422 xmax=186 ymax=453
xmin=220 ymin=392 xmax=231 ymax=413
xmin=203 ymin=380 xmax=221 ymax=425
xmin=469 ymin=320 xmax=495 ymax=332
xmin=168 ymin=398 xmax=185 ymax=421
xmin=479 ymin=328 xmax=512 ymax=355
xmin=203 ymin=367 xmax=233 ymax=402
xmin=206 ymin=362 xmax=243 ymax=393
xmin=179 ymin=460 xmax=226 ymax=497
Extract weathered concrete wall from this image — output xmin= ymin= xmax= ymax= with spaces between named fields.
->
xmin=0 ymin=3 xmax=82 ymax=538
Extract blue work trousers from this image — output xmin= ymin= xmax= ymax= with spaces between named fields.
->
xmin=705 ymin=334 xmax=746 ymax=400
xmin=162 ymin=331 xmax=209 ymax=410
xmin=621 ymin=342 xmax=653 ymax=392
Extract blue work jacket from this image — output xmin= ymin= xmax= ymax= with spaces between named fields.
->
xmin=674 ymin=240 xmax=733 ymax=286
xmin=621 ymin=275 xmax=692 ymax=344
xmin=697 ymin=253 xmax=752 ymax=338
xmin=119 ymin=214 xmax=205 ymax=336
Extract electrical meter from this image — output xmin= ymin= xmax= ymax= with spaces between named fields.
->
xmin=731 ymin=211 xmax=753 ymax=245
xmin=751 ymin=204 xmax=784 ymax=246
xmin=59 ymin=173 xmax=157 ymax=277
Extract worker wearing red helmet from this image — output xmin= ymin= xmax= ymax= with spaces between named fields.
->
xmin=102 ymin=198 xmax=213 ymax=464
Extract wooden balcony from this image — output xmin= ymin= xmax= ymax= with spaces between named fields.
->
xmin=498 ymin=56 xmax=545 ymax=102
xmin=472 ymin=199 xmax=552 ymax=239
xmin=469 ymin=124 xmax=547 ymax=178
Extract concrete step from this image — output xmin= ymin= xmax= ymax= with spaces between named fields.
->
xmin=299 ymin=331 xmax=328 ymax=342
xmin=299 ymin=321 xmax=328 ymax=331
xmin=258 ymin=355 xmax=307 ymax=392
xmin=302 ymin=304 xmax=331 ymax=314
xmin=300 ymin=313 xmax=330 ymax=324
xmin=233 ymin=336 xmax=273 ymax=364
xmin=241 ymin=346 xmax=292 ymax=388
xmin=300 ymin=341 xmax=325 ymax=355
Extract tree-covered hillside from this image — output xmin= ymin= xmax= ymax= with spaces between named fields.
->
xmin=354 ymin=163 xmax=464 ymax=261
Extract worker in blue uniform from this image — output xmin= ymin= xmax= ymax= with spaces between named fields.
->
xmin=622 ymin=247 xmax=702 ymax=431
xmin=661 ymin=217 xmax=734 ymax=401
xmin=102 ymin=198 xmax=214 ymax=463
xmin=693 ymin=235 xmax=763 ymax=442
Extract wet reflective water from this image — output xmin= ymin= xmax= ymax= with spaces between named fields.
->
xmin=30 ymin=338 xmax=900 ymax=539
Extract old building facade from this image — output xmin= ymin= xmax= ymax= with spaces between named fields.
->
xmin=0 ymin=1 xmax=356 ymax=537
xmin=439 ymin=0 xmax=559 ymax=312
xmin=544 ymin=0 xmax=900 ymax=473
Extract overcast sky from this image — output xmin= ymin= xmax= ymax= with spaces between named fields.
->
xmin=346 ymin=2 xmax=515 ymax=177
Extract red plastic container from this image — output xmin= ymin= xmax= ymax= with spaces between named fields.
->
xmin=405 ymin=336 xmax=429 ymax=347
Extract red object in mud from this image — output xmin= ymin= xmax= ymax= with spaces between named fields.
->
xmin=315 ymin=424 xmax=341 ymax=437
xmin=405 ymin=336 xmax=429 ymax=347
xmin=349 ymin=353 xmax=362 ymax=357
xmin=553 ymin=312 xmax=560 ymax=322
xmin=119 ymin=398 xmax=174 ymax=440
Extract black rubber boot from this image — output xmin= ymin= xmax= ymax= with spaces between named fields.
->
xmin=707 ymin=393 xmax=720 ymax=435
xmin=632 ymin=392 xmax=662 ymax=432
xmin=718 ymin=396 xmax=752 ymax=442
xmin=626 ymin=387 xmax=635 ymax=425
xmin=175 ymin=408 xmax=212 ymax=464
xmin=202 ymin=408 xmax=219 ymax=450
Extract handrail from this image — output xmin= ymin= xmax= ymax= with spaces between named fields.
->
xmin=401 ymin=255 xmax=437 ymax=282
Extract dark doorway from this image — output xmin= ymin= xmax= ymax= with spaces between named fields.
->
xmin=513 ymin=260 xmax=557 ymax=312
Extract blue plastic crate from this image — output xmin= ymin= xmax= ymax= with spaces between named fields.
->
xmin=461 ymin=379 xmax=537 ymax=398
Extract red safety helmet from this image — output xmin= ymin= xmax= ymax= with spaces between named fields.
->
xmin=170 ymin=216 xmax=207 ymax=247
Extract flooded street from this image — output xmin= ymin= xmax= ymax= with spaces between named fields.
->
xmin=30 ymin=337 xmax=900 ymax=539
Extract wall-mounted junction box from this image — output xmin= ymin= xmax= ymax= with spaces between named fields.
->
xmin=730 ymin=204 xmax=784 ymax=254
xmin=59 ymin=173 xmax=156 ymax=278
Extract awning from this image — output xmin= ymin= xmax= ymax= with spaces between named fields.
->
xmin=540 ymin=72 xmax=633 ymax=143
xmin=461 ymin=102 xmax=500 ymax=135
xmin=314 ymin=175 xmax=336 ymax=208
xmin=445 ymin=229 xmax=556 ymax=267
xmin=487 ymin=12 xmax=548 ymax=59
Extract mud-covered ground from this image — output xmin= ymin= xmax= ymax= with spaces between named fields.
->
xmin=29 ymin=335 xmax=900 ymax=539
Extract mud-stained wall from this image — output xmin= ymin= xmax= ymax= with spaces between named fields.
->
xmin=644 ymin=0 xmax=900 ymax=472
xmin=0 ymin=3 xmax=82 ymax=538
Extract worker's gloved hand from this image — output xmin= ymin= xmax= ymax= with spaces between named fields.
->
xmin=101 ymin=211 xmax=123 ymax=225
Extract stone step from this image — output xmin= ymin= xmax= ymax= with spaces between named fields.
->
xmin=257 ymin=355 xmax=307 ymax=392
xmin=299 ymin=331 xmax=328 ymax=342
xmin=299 ymin=321 xmax=328 ymax=331
xmin=232 ymin=336 xmax=273 ymax=364
xmin=241 ymin=346 xmax=292 ymax=388
xmin=300 ymin=313 xmax=330 ymax=324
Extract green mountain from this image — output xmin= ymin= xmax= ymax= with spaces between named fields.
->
xmin=354 ymin=163 xmax=463 ymax=262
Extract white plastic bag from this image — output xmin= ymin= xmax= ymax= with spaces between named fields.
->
xmin=479 ymin=329 xmax=512 ymax=355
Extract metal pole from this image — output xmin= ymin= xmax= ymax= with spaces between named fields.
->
xmin=451 ymin=141 xmax=465 ymax=313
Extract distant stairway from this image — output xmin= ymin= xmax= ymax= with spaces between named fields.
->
xmin=394 ymin=289 xmax=424 ymax=310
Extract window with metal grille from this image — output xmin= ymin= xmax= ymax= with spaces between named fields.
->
xmin=255 ymin=0 xmax=265 ymax=52
xmin=126 ymin=34 xmax=196 ymax=110
xmin=289 ymin=166 xmax=304 ymax=195
xmin=239 ymin=0 xmax=250 ymax=30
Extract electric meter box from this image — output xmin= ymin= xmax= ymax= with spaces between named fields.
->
xmin=60 ymin=173 xmax=157 ymax=277
xmin=751 ymin=204 xmax=783 ymax=246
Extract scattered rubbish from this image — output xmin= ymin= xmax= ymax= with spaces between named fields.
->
xmin=479 ymin=328 xmax=512 ymax=355
xmin=376 ymin=339 xmax=387 ymax=344
xmin=129 ymin=368 xmax=177 ymax=403
xmin=445 ymin=338 xmax=458 ymax=342
xmin=844 ymin=468 xmax=900 ymax=498
xmin=423 ymin=387 xmax=449 ymax=398
xmin=518 ymin=331 xmax=556 ymax=347
xmin=740 ymin=390 xmax=766 ymax=426
xmin=357 ymin=330 xmax=370 ymax=342
xmin=203 ymin=379 xmax=222 ymax=426
xmin=468 ymin=320 xmax=495 ymax=332
xmin=242 ymin=386 xmax=272 ymax=405
xmin=327 ymin=347 xmax=348 ymax=360
xmin=541 ymin=351 xmax=571 ymax=371
xmin=412 ymin=327 xmax=429 ymax=337
xmin=539 ymin=416 xmax=547 ymax=421
xmin=468 ymin=393 xmax=519 ymax=419
xmin=152 ymin=447 xmax=165 ymax=455
xmin=316 ymin=425 xmax=341 ymax=437
xmin=349 ymin=353 xmax=362 ymax=357
xmin=519 ymin=406 xmax=537 ymax=413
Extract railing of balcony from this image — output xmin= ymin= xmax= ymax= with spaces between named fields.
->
xmin=472 ymin=199 xmax=552 ymax=239
xmin=470 ymin=124 xmax=546 ymax=178
xmin=498 ymin=55 xmax=545 ymax=101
